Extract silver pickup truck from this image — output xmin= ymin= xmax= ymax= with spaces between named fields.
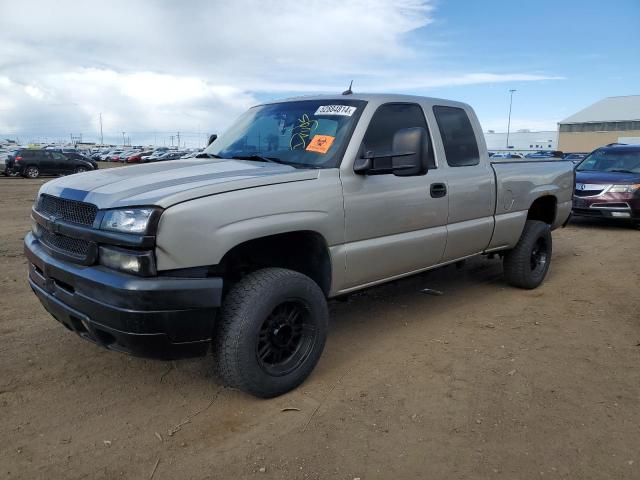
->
xmin=25 ymin=94 xmax=574 ymax=397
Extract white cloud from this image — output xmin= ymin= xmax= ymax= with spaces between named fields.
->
xmin=0 ymin=0 xmax=562 ymax=145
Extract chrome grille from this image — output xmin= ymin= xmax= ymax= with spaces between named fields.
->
xmin=37 ymin=194 xmax=97 ymax=226
xmin=574 ymin=189 xmax=604 ymax=197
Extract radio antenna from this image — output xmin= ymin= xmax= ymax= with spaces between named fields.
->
xmin=342 ymin=80 xmax=353 ymax=95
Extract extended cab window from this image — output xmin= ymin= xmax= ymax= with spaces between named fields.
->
xmin=433 ymin=106 xmax=480 ymax=167
xmin=362 ymin=103 xmax=435 ymax=169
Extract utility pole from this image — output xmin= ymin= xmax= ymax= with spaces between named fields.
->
xmin=506 ymin=89 xmax=516 ymax=149
xmin=176 ymin=131 xmax=180 ymax=149
xmin=122 ymin=131 xmax=126 ymax=147
xmin=99 ymin=113 xmax=103 ymax=145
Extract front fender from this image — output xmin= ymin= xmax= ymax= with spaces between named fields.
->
xmin=155 ymin=171 xmax=344 ymax=271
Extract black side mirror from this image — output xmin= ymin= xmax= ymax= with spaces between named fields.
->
xmin=207 ymin=134 xmax=218 ymax=146
xmin=354 ymin=127 xmax=429 ymax=176
xmin=390 ymin=127 xmax=429 ymax=176
xmin=353 ymin=151 xmax=374 ymax=173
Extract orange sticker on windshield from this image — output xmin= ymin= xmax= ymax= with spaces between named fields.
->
xmin=305 ymin=135 xmax=335 ymax=154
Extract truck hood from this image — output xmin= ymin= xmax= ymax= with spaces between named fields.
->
xmin=39 ymin=159 xmax=319 ymax=209
xmin=575 ymin=170 xmax=640 ymax=185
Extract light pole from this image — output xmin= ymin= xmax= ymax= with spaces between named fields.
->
xmin=122 ymin=131 xmax=126 ymax=147
xmin=506 ymin=89 xmax=516 ymax=149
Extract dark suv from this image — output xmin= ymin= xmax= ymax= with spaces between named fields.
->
xmin=48 ymin=149 xmax=98 ymax=169
xmin=7 ymin=149 xmax=97 ymax=178
xmin=573 ymin=144 xmax=640 ymax=226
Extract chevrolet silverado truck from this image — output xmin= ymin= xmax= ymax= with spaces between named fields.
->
xmin=25 ymin=94 xmax=574 ymax=397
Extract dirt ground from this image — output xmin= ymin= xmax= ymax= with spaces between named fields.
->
xmin=1 ymin=169 xmax=639 ymax=480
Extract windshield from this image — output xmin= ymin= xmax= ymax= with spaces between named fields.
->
xmin=576 ymin=149 xmax=640 ymax=173
xmin=203 ymin=99 xmax=366 ymax=168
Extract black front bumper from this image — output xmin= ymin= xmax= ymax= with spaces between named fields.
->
xmin=25 ymin=233 xmax=223 ymax=359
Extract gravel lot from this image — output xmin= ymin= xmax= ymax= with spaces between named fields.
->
xmin=1 ymin=169 xmax=639 ymax=480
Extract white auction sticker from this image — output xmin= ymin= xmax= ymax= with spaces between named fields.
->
xmin=314 ymin=105 xmax=357 ymax=116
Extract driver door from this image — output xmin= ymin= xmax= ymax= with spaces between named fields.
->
xmin=340 ymin=103 xmax=449 ymax=290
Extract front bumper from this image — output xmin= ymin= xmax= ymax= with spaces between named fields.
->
xmin=25 ymin=232 xmax=223 ymax=359
xmin=572 ymin=193 xmax=639 ymax=221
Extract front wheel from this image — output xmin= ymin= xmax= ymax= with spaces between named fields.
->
xmin=213 ymin=268 xmax=328 ymax=398
xmin=74 ymin=166 xmax=87 ymax=174
xmin=503 ymin=220 xmax=552 ymax=289
xmin=23 ymin=165 xmax=40 ymax=178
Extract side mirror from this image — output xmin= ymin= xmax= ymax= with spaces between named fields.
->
xmin=353 ymin=152 xmax=373 ymax=174
xmin=207 ymin=134 xmax=218 ymax=146
xmin=390 ymin=127 xmax=428 ymax=176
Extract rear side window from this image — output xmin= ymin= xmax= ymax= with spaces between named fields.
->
xmin=433 ymin=106 xmax=480 ymax=167
xmin=362 ymin=103 xmax=435 ymax=168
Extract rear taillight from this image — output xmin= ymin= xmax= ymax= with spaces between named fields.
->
xmin=15 ymin=156 xmax=23 ymax=162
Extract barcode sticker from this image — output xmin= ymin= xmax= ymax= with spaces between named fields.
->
xmin=314 ymin=105 xmax=357 ymax=116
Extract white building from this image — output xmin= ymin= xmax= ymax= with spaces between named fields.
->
xmin=484 ymin=130 xmax=558 ymax=154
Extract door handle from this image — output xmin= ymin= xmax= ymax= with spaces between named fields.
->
xmin=430 ymin=183 xmax=447 ymax=198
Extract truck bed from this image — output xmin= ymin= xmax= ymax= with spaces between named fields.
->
xmin=486 ymin=159 xmax=574 ymax=251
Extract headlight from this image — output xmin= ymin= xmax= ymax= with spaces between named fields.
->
xmin=99 ymin=246 xmax=156 ymax=276
xmin=100 ymin=208 xmax=157 ymax=234
xmin=608 ymin=184 xmax=640 ymax=193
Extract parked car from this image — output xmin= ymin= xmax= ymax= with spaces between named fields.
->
xmin=125 ymin=151 xmax=154 ymax=163
xmin=7 ymin=149 xmax=96 ymax=178
xmin=141 ymin=148 xmax=172 ymax=163
xmin=564 ymin=153 xmax=588 ymax=165
xmin=24 ymin=94 xmax=573 ymax=397
xmin=180 ymin=150 xmax=203 ymax=159
xmin=116 ymin=149 xmax=142 ymax=162
xmin=572 ymin=143 xmax=640 ymax=226
xmin=1 ymin=149 xmax=19 ymax=175
xmin=55 ymin=151 xmax=98 ymax=169
xmin=100 ymin=150 xmax=124 ymax=161
xmin=491 ymin=152 xmax=524 ymax=159
xmin=145 ymin=151 xmax=184 ymax=162
xmin=525 ymin=150 xmax=564 ymax=159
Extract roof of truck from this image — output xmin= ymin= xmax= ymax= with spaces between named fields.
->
xmin=260 ymin=93 xmax=469 ymax=107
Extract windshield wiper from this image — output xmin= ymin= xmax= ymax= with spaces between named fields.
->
xmin=231 ymin=154 xmax=290 ymax=165
xmin=610 ymin=169 xmax=635 ymax=173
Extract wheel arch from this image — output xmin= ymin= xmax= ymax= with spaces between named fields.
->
xmin=527 ymin=195 xmax=557 ymax=225
xmin=219 ymin=230 xmax=333 ymax=296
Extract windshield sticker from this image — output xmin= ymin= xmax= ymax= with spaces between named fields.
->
xmin=289 ymin=114 xmax=318 ymax=150
xmin=305 ymin=135 xmax=335 ymax=154
xmin=314 ymin=105 xmax=356 ymax=116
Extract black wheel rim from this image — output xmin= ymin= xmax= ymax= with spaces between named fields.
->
xmin=256 ymin=299 xmax=316 ymax=376
xmin=530 ymin=237 xmax=548 ymax=275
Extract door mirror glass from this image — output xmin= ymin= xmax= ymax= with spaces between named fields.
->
xmin=207 ymin=134 xmax=218 ymax=146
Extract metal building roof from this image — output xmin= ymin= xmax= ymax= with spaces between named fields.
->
xmin=559 ymin=95 xmax=640 ymax=124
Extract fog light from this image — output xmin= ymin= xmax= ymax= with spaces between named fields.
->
xmin=611 ymin=212 xmax=631 ymax=218
xmin=98 ymin=246 xmax=156 ymax=276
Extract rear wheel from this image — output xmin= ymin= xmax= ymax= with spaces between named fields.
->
xmin=23 ymin=165 xmax=40 ymax=178
xmin=503 ymin=220 xmax=552 ymax=289
xmin=213 ymin=268 xmax=328 ymax=398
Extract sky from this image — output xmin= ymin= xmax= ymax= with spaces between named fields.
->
xmin=0 ymin=0 xmax=638 ymax=147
